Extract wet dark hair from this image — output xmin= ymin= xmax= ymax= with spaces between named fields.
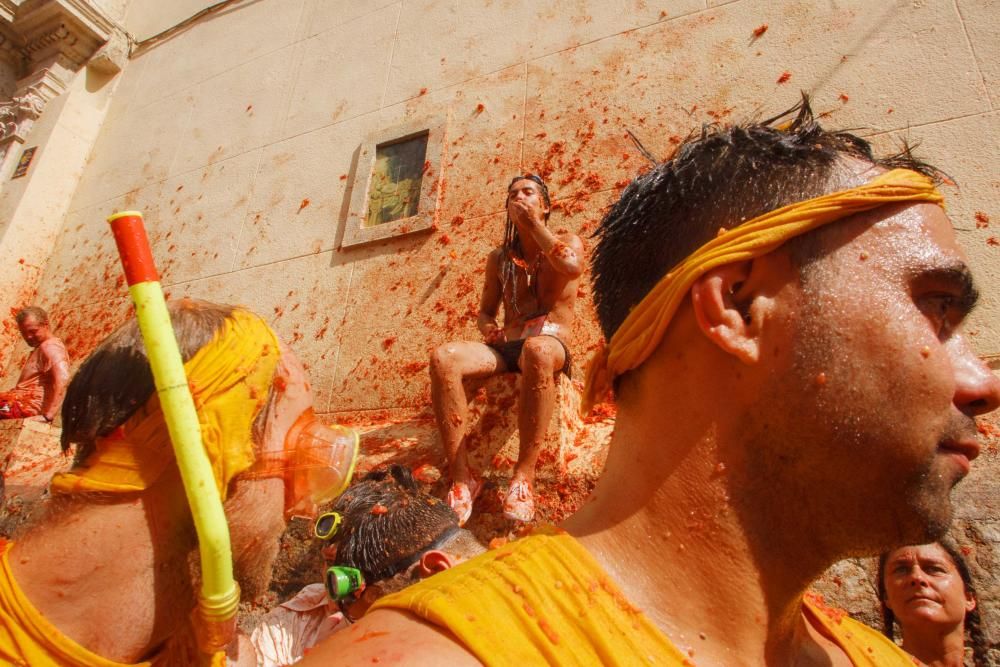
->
xmin=60 ymin=299 xmax=236 ymax=460
xmin=877 ymin=539 xmax=989 ymax=667
xmin=15 ymin=306 xmax=48 ymax=325
xmin=500 ymin=174 xmax=552 ymax=318
xmin=591 ymin=95 xmax=944 ymax=342
xmin=330 ymin=464 xmax=461 ymax=583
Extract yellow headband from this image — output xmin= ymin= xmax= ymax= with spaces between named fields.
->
xmin=51 ymin=309 xmax=281 ymax=499
xmin=582 ymin=168 xmax=944 ymax=414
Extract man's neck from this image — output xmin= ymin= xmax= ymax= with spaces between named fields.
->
xmin=11 ymin=493 xmax=194 ymax=662
xmin=902 ymin=626 xmax=968 ymax=667
xmin=563 ymin=400 xmax=840 ymax=665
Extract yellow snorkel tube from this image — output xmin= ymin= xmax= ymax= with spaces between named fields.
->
xmin=107 ymin=211 xmax=238 ymax=663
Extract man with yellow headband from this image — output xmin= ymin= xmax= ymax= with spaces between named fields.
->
xmin=301 ymin=98 xmax=1000 ymax=665
xmin=0 ymin=299 xmax=353 ymax=666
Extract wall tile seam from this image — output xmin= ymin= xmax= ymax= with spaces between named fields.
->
xmin=66 ymin=112 xmax=620 ymax=220
xmin=126 ymin=44 xmax=300 ymax=112
xmin=220 ymin=180 xmax=622 ymax=274
xmin=159 ymin=96 xmax=197 ymax=195
xmin=861 ymin=108 xmax=997 ymax=141
xmin=381 ymin=11 xmax=706 ymax=111
xmin=68 ymin=137 xmax=265 ymax=215
xmin=297 ymin=0 xmax=402 ymax=46
xmin=278 ymin=2 xmax=400 ymax=139
xmin=519 ymin=61 xmax=528 ymax=168
xmin=157 ymin=255 xmax=334 ymax=293
xmin=99 ymin=2 xmax=852 ymax=185
xmin=89 ymin=96 xmax=996 ymax=221
xmin=376 ymin=2 xmax=403 ymax=131
xmin=274 ymin=21 xmax=308 ymax=152
xmin=229 ymin=147 xmax=266 ymax=272
xmin=951 ymin=0 xmax=995 ymax=113
xmin=477 ymin=7 xmax=997 ymax=109
xmin=52 ymin=114 xmax=111 ymax=146
xmin=36 ymin=249 xmax=345 ymax=312
xmin=325 ymin=261 xmax=357 ymax=413
xmin=321 ymin=334 xmax=344 ymax=414
xmin=217 ymin=248 xmax=340 ymax=280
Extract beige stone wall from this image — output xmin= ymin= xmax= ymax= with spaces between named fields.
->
xmin=7 ymin=0 xmax=999 ymax=650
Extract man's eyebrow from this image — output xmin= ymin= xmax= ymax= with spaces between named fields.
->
xmin=913 ymin=263 xmax=979 ymax=315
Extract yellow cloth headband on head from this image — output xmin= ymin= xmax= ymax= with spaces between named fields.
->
xmin=51 ymin=309 xmax=281 ymax=499
xmin=581 ymin=168 xmax=944 ymax=414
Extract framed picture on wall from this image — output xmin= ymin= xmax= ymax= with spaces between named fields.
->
xmin=341 ymin=114 xmax=449 ymax=248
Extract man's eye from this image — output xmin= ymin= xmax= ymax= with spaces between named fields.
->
xmin=920 ymin=294 xmax=958 ymax=336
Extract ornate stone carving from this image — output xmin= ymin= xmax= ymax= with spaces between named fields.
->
xmin=0 ymin=83 xmax=44 ymax=140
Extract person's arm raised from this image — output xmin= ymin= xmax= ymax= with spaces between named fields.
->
xmin=509 ymin=201 xmax=584 ymax=278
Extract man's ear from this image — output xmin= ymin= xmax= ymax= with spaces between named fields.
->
xmin=689 ymin=261 xmax=760 ymax=364
xmin=965 ymin=592 xmax=977 ymax=613
xmin=418 ymin=549 xmax=457 ymax=578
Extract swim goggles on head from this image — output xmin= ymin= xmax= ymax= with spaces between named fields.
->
xmin=314 ymin=511 xmax=343 ymax=540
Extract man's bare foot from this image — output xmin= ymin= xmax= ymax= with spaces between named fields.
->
xmin=446 ymin=476 xmax=481 ymax=526
xmin=503 ymin=477 xmax=535 ymax=522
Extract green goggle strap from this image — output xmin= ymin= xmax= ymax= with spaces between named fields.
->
xmin=325 ymin=565 xmax=365 ymax=601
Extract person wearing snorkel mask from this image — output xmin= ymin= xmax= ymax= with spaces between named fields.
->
xmin=0 ymin=299 xmax=358 ymax=666
xmin=247 ymin=465 xmax=484 ymax=667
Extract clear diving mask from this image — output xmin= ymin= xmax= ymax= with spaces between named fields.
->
xmin=242 ymin=408 xmax=359 ymax=517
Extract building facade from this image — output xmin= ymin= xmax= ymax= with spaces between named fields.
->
xmin=0 ymin=0 xmax=997 ymax=652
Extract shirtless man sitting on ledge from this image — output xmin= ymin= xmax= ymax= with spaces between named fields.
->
xmin=429 ymin=173 xmax=584 ymax=524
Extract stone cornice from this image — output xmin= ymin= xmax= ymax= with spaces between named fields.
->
xmin=0 ymin=0 xmax=114 ymax=72
xmin=15 ymin=0 xmax=113 ymax=69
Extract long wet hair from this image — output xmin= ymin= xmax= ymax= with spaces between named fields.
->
xmin=591 ymin=94 xmax=945 ymax=342
xmin=877 ymin=539 xmax=990 ymax=667
xmin=60 ymin=299 xmax=236 ymax=462
xmin=500 ymin=173 xmax=552 ymax=317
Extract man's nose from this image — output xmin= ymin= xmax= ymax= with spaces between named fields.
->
xmin=952 ymin=337 xmax=1000 ymax=417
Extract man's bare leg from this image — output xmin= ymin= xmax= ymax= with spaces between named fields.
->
xmin=429 ymin=341 xmax=506 ymax=523
xmin=505 ymin=336 xmax=565 ymax=522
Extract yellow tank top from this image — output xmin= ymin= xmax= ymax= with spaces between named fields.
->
xmin=0 ymin=541 xmax=221 ymax=666
xmin=373 ymin=526 xmax=915 ymax=666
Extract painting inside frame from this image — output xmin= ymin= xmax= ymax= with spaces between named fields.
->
xmin=366 ymin=133 xmax=429 ymax=228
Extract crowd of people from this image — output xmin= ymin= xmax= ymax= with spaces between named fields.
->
xmin=0 ymin=97 xmax=996 ymax=665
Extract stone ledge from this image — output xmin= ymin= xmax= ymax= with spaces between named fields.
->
xmin=0 ymin=416 xmax=62 ymax=474
xmin=332 ymin=373 xmax=613 ymax=539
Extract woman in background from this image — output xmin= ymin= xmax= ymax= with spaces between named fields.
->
xmin=878 ymin=539 xmax=990 ymax=667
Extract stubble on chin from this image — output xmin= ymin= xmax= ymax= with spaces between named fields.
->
xmin=899 ymin=460 xmax=958 ymax=544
